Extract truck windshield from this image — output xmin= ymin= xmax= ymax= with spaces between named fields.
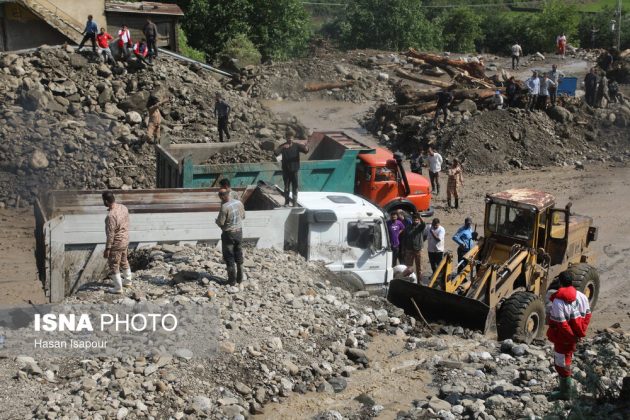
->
xmin=487 ymin=203 xmax=535 ymax=241
xmin=374 ymin=167 xmax=395 ymax=182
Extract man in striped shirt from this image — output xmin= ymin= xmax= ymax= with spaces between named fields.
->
xmin=215 ymin=189 xmax=245 ymax=284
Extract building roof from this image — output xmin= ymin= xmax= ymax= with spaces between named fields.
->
xmin=105 ymin=1 xmax=184 ymax=16
xmin=487 ymin=188 xmax=555 ymax=210
xmin=297 ymin=192 xmax=385 ymax=220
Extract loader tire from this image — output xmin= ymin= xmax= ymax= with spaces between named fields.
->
xmin=567 ymin=264 xmax=600 ymax=310
xmin=497 ymin=292 xmax=545 ymax=344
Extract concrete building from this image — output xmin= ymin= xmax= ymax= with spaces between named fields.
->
xmin=0 ymin=0 xmax=182 ymax=52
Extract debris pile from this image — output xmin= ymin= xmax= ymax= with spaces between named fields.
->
xmin=1 ymin=245 xmax=415 ymax=419
xmin=0 ymin=46 xmax=285 ymax=207
xmin=253 ymin=50 xmax=396 ymax=102
xmin=203 ymin=142 xmax=277 ymax=164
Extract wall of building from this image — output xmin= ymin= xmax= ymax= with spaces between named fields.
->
xmin=1 ymin=3 xmax=67 ymax=51
xmin=53 ymin=0 xmax=107 ymax=30
xmin=106 ymin=13 xmax=178 ymax=51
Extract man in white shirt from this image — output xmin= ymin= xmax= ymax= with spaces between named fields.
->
xmin=427 ymin=146 xmax=443 ymax=195
xmin=425 ymin=218 xmax=445 ymax=274
xmin=538 ymin=74 xmax=556 ymax=110
xmin=511 ymin=41 xmax=522 ymax=70
xmin=526 ymin=70 xmax=541 ymax=111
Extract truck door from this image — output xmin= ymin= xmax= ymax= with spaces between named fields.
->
xmin=341 ymin=219 xmax=389 ymax=287
xmin=355 ymin=163 xmax=374 ymax=199
xmin=308 ymin=221 xmax=342 ymax=271
xmin=546 ymin=208 xmax=570 ymax=266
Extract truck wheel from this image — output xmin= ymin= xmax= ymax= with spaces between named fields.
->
xmin=497 ymin=292 xmax=546 ymax=344
xmin=567 ymin=264 xmax=600 ymax=310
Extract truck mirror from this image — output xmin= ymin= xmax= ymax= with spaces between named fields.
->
xmin=385 ymin=159 xmax=398 ymax=171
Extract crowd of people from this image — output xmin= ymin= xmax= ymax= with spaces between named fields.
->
xmin=77 ymin=15 xmax=161 ymax=66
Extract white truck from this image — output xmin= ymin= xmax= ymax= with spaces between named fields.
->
xmin=35 ymin=185 xmax=393 ymax=302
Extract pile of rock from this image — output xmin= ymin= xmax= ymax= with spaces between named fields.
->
xmin=3 ymin=245 xmax=415 ymax=419
xmin=364 ymin=93 xmax=630 ymax=174
xmin=0 ymin=46 xmax=285 ymax=206
xmin=253 ymin=50 xmax=395 ymax=103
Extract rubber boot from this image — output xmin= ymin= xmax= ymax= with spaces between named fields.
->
xmin=549 ymin=377 xmax=572 ymax=401
xmin=292 ymin=192 xmax=298 ymax=207
xmin=108 ymin=273 xmax=123 ymax=294
xmin=226 ymin=263 xmax=237 ymax=285
xmin=455 ymin=198 xmax=459 ymax=209
xmin=122 ymin=268 xmax=133 ymax=287
xmin=447 ymin=198 xmax=452 ymax=208
xmin=236 ymin=264 xmax=244 ymax=284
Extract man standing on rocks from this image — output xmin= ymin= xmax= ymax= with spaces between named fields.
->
xmin=452 ymin=217 xmax=474 ymax=272
xmin=102 ymin=192 xmax=132 ymax=294
xmin=425 ymin=218 xmax=445 ymax=274
xmin=276 ymin=127 xmax=309 ymax=207
xmin=215 ymin=188 xmax=245 ymax=285
xmin=400 ymin=213 xmax=426 ymax=283
xmin=427 ymin=147 xmax=443 ymax=195
xmin=537 ymin=74 xmax=556 ymax=110
xmin=96 ymin=27 xmax=114 ymax=64
xmin=143 ymin=18 xmax=159 ymax=62
xmin=584 ymin=68 xmax=598 ymax=107
xmin=146 ymin=96 xmax=168 ymax=143
xmin=548 ymin=64 xmax=564 ymax=106
xmin=433 ymin=90 xmax=454 ymax=127
xmin=596 ymin=74 xmax=609 ymax=108
xmin=546 ymin=271 xmax=591 ymax=400
xmin=78 ymin=15 xmax=98 ymax=53
xmin=511 ymin=41 xmax=522 ymax=70
xmin=526 ymin=70 xmax=540 ymax=111
xmin=117 ymin=24 xmax=132 ymax=60
xmin=214 ymin=93 xmax=231 ymax=142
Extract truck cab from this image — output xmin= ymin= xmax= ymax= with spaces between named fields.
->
xmin=286 ymin=192 xmax=393 ymax=290
xmin=356 ymin=148 xmax=432 ymax=217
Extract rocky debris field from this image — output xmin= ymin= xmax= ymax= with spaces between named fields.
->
xmin=203 ymin=141 xmax=277 ymax=165
xmin=0 ymin=46 xmax=288 ymax=207
xmin=0 ymin=245 xmax=412 ymax=419
xmin=253 ymin=50 xmax=396 ymax=103
xmin=365 ymin=95 xmax=630 ymax=174
xmin=2 ymin=243 xmax=629 ymax=419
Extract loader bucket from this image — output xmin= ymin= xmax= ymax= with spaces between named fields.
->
xmin=387 ymin=279 xmax=494 ymax=333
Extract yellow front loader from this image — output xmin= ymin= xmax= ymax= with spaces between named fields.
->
xmin=388 ymin=189 xmax=600 ymax=343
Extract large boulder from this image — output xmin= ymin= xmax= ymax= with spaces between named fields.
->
xmin=30 ymin=149 xmax=49 ymax=169
xmin=119 ymin=91 xmax=150 ymax=112
xmin=457 ymin=99 xmax=478 ymax=113
xmin=19 ymin=89 xmax=49 ymax=111
xmin=547 ymin=106 xmax=572 ymax=123
xmin=126 ymin=111 xmax=142 ymax=125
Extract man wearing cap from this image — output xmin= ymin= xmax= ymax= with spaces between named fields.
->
xmin=452 ymin=217 xmax=474 ymax=272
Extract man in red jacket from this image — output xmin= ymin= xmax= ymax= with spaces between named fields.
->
xmin=546 ymin=271 xmax=592 ymax=400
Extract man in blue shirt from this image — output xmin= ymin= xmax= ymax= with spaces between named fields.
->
xmin=452 ymin=217 xmax=474 ymax=272
xmin=78 ymin=15 xmax=98 ymax=53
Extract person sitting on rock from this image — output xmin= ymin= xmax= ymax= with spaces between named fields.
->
xmin=546 ymin=271 xmax=591 ymax=400
xmin=133 ymin=39 xmax=151 ymax=65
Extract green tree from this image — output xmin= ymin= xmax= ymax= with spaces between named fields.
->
xmin=183 ymin=0 xmax=252 ymax=58
xmin=249 ymin=0 xmax=311 ymax=60
xmin=529 ymin=0 xmax=579 ymax=52
xmin=177 ymin=26 xmax=205 ymax=61
xmin=577 ymin=7 xmax=630 ymax=50
xmin=334 ymin=0 xmax=441 ymax=50
xmin=221 ymin=33 xmax=261 ymax=66
xmin=437 ymin=7 xmax=483 ymax=52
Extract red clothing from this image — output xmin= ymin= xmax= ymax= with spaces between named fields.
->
xmin=118 ymin=29 xmax=131 ymax=47
xmin=546 ymin=286 xmax=591 ymax=377
xmin=96 ymin=32 xmax=113 ymax=49
xmin=133 ymin=43 xmax=148 ymax=57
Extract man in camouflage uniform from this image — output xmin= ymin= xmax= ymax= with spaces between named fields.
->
xmin=102 ymin=192 xmax=132 ymax=293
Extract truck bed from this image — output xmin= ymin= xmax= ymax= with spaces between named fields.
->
xmin=156 ymin=131 xmax=374 ymax=191
xmin=34 ymin=185 xmax=292 ymax=302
